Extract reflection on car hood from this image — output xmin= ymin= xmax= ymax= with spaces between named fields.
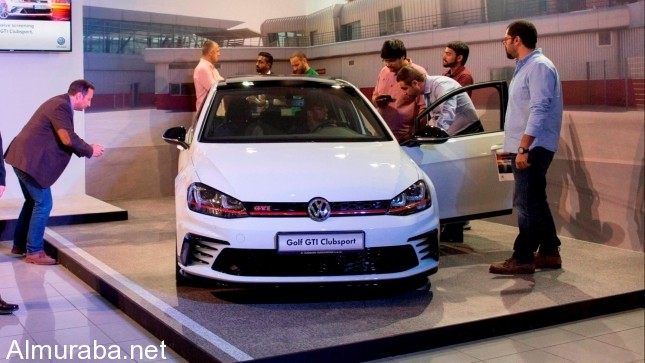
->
xmin=191 ymin=142 xmax=422 ymax=202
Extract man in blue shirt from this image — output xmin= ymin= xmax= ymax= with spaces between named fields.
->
xmin=396 ymin=65 xmax=481 ymax=136
xmin=489 ymin=20 xmax=563 ymax=275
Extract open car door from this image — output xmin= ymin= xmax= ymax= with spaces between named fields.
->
xmin=402 ymin=80 xmax=513 ymax=224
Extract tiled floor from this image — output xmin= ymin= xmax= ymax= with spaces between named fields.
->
xmin=1 ymin=241 xmax=643 ymax=363
xmin=0 ymin=245 xmax=186 ymax=363
xmin=367 ymin=309 xmax=644 ymax=363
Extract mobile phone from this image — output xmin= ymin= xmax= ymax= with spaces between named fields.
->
xmin=376 ymin=94 xmax=394 ymax=103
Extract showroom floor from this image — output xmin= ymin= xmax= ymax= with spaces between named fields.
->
xmin=2 ymin=248 xmax=642 ymax=363
xmin=0 ymin=197 xmax=643 ymax=362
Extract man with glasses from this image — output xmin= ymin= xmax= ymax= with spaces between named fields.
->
xmin=372 ymin=39 xmax=427 ymax=142
xmin=489 ymin=20 xmax=563 ymax=275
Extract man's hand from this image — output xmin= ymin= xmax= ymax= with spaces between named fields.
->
xmin=92 ymin=144 xmax=105 ymax=157
xmin=373 ymin=94 xmax=394 ymax=108
xmin=515 ymin=152 xmax=530 ymax=170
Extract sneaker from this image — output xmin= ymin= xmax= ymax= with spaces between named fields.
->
xmin=11 ymin=246 xmax=26 ymax=255
xmin=25 ymin=251 xmax=57 ymax=265
xmin=535 ymin=252 xmax=562 ymax=269
xmin=489 ymin=258 xmax=535 ymax=274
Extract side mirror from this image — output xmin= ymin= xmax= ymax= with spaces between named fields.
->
xmin=162 ymin=127 xmax=188 ymax=149
xmin=401 ymin=126 xmax=450 ymax=147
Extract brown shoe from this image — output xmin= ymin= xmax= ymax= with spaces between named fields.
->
xmin=25 ymin=251 xmax=57 ymax=265
xmin=489 ymin=258 xmax=535 ymax=274
xmin=11 ymin=246 xmax=26 ymax=255
xmin=535 ymin=252 xmax=562 ymax=269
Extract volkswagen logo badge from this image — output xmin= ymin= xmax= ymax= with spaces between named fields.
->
xmin=308 ymin=198 xmax=331 ymax=222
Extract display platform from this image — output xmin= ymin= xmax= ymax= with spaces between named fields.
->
xmin=40 ymin=197 xmax=643 ymax=363
xmin=0 ymin=194 xmax=128 ymax=241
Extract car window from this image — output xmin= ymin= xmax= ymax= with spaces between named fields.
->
xmin=470 ymin=85 xmax=505 ymax=133
xmin=198 ymin=83 xmax=392 ymax=143
xmin=419 ymin=81 xmax=507 ymax=138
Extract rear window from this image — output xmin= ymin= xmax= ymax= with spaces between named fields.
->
xmin=198 ymin=81 xmax=391 ymax=143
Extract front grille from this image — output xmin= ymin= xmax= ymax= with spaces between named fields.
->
xmin=212 ymin=245 xmax=419 ymax=276
xmin=246 ymin=200 xmax=389 ymax=217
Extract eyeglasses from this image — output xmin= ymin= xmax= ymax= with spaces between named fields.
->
xmin=501 ymin=36 xmax=515 ymax=44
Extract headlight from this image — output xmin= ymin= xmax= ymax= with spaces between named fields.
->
xmin=187 ymin=183 xmax=248 ymax=218
xmin=387 ymin=180 xmax=431 ymax=215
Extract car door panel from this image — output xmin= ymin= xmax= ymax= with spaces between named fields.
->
xmin=404 ymin=133 xmax=512 ymax=223
xmin=404 ymin=81 xmax=513 ymax=223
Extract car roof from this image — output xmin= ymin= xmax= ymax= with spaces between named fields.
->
xmin=217 ymin=75 xmax=348 ymax=88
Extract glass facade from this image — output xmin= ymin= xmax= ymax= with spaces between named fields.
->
xmin=83 ymin=18 xmax=212 ymax=55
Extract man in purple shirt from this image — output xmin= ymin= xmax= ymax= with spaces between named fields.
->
xmin=5 ymin=80 xmax=105 ymax=265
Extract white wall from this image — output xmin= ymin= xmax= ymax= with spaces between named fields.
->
xmin=0 ymin=1 xmax=86 ymax=199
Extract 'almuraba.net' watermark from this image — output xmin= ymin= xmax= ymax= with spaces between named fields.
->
xmin=5 ymin=340 xmax=167 ymax=360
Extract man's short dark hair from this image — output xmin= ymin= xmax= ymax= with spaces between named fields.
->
xmin=380 ymin=39 xmax=407 ymax=60
xmin=446 ymin=41 xmax=470 ymax=65
xmin=396 ymin=65 xmax=425 ymax=85
xmin=258 ymin=51 xmax=273 ymax=66
xmin=68 ymin=79 xmax=95 ymax=96
xmin=507 ymin=20 xmax=538 ymax=49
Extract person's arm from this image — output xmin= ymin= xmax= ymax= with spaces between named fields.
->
xmin=372 ymin=79 xmax=382 ymax=106
xmin=457 ymin=73 xmax=474 ymax=87
xmin=194 ymin=66 xmax=216 ymax=94
xmin=516 ymin=63 xmax=558 ymax=169
xmin=515 ymin=134 xmax=535 ymax=170
xmin=433 ymin=82 xmax=457 ymax=131
xmin=51 ymin=103 xmax=96 ymax=158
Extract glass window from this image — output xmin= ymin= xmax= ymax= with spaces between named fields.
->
xmin=340 ymin=21 xmax=361 ymax=41
xmin=199 ymin=83 xmax=391 ymax=143
xmin=378 ymin=7 xmax=403 ymax=36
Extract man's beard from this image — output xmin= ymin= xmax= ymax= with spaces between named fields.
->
xmin=443 ymin=60 xmax=456 ymax=68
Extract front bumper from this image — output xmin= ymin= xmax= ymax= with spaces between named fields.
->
xmin=177 ymin=227 xmax=439 ymax=284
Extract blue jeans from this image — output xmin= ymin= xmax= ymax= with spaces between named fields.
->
xmin=510 ymin=147 xmax=561 ymax=263
xmin=13 ymin=168 xmax=53 ymax=254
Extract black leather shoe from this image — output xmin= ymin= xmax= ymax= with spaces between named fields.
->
xmin=0 ymin=299 xmax=19 ymax=314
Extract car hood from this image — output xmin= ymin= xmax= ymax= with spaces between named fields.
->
xmin=190 ymin=142 xmax=423 ymax=202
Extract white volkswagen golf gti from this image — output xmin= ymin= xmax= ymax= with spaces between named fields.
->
xmin=163 ymin=76 xmax=512 ymax=285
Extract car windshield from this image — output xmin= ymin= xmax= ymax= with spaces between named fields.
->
xmin=198 ymin=79 xmax=392 ymax=143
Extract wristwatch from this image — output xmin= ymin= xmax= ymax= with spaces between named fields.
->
xmin=517 ymin=146 xmax=529 ymax=154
